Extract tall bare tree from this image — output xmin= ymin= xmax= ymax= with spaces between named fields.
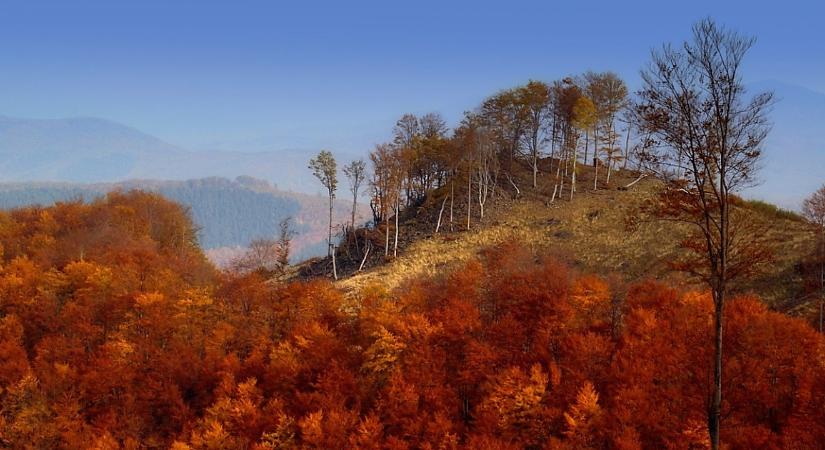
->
xmin=635 ymin=19 xmax=774 ymax=449
xmin=343 ymin=159 xmax=367 ymax=231
xmin=309 ymin=150 xmax=338 ymax=257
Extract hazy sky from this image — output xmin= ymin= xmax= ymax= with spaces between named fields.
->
xmin=1 ymin=0 xmax=823 ymax=152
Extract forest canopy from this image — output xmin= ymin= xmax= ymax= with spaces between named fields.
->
xmin=0 ymin=194 xmax=822 ymax=449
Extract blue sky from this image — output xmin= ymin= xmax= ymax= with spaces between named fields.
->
xmin=1 ymin=0 xmax=823 ymax=153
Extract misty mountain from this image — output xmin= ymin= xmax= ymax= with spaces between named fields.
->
xmin=0 ymin=80 xmax=822 ymax=208
xmin=0 ymin=116 xmax=362 ymax=193
xmin=0 ymin=177 xmax=367 ymax=263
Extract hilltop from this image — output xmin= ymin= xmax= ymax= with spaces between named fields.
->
xmin=325 ymin=160 xmax=815 ymax=317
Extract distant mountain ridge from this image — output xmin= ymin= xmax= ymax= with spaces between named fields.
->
xmin=0 ymin=115 xmax=363 ymax=193
xmin=0 ymin=79 xmax=821 ymax=207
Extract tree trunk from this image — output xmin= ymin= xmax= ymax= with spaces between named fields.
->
xmin=623 ymin=121 xmax=632 ymax=170
xmin=327 ymin=193 xmax=334 ymax=257
xmin=532 ymin=131 xmax=539 ymax=189
xmin=606 ymin=158 xmax=613 ymax=185
xmin=331 ymin=245 xmax=338 ymax=280
xmin=593 ymin=128 xmax=599 ymax=167
xmin=570 ymin=150 xmax=577 ymax=201
xmin=393 ymin=202 xmax=400 ymax=257
xmin=478 ymin=171 xmax=485 ymax=220
xmin=384 ymin=215 xmax=389 ymax=256
xmin=449 ymin=180 xmax=454 ymax=232
xmin=350 ymin=194 xmax=357 ymax=233
xmin=358 ymin=240 xmax=371 ymax=272
xmin=467 ymin=172 xmax=471 ymax=230
xmin=435 ymin=195 xmax=448 ymax=233
xmin=593 ymin=158 xmax=599 ymax=190
xmin=709 ymin=290 xmax=724 ymax=450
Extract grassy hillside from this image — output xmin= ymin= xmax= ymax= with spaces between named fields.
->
xmin=334 ymin=160 xmax=815 ymax=316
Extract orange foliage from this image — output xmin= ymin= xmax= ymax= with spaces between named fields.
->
xmin=0 ymin=197 xmax=823 ymax=448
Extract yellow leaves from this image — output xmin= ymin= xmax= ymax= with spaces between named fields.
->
xmin=679 ymin=418 xmax=711 ymax=449
xmin=269 ymin=341 xmax=301 ymax=375
xmin=571 ymin=276 xmax=610 ymax=308
xmin=135 ymin=292 xmax=165 ymax=309
xmin=572 ymin=95 xmax=598 ymax=131
xmin=481 ymin=364 xmax=548 ymax=435
xmin=564 ymin=381 xmax=603 ymax=447
xmin=298 ymin=410 xmax=325 ymax=448
xmin=179 ymin=287 xmax=215 ymax=308
xmin=102 ymin=338 xmax=135 ymax=362
xmin=564 ymin=381 xmax=600 ymax=429
xmin=257 ymin=412 xmax=296 ymax=449
xmin=570 ymin=275 xmax=611 ymax=327
xmin=53 ymin=362 xmax=72 ymax=378
xmin=293 ymin=321 xmax=335 ymax=352
xmin=189 ymin=419 xmax=232 ymax=450
xmin=361 ymin=326 xmax=405 ymax=380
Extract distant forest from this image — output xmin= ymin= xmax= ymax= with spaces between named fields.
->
xmin=0 ymin=177 xmax=359 ymax=261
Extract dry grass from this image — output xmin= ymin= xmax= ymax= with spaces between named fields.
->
xmin=335 ymin=162 xmax=815 ymax=314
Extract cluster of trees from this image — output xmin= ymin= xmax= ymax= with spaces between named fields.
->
xmin=1 ymin=194 xmax=823 ymax=448
xmin=309 ymin=73 xmax=634 ymax=274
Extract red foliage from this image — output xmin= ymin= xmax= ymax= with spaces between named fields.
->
xmin=0 ymin=198 xmax=823 ymax=448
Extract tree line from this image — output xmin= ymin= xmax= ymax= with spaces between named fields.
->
xmin=309 ymin=70 xmax=639 ymax=276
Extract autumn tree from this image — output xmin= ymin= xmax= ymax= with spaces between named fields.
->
xmin=803 ymin=184 xmax=825 ymax=332
xmin=571 ymin=96 xmax=597 ymax=199
xmin=518 ymin=81 xmax=553 ymax=188
xmin=550 ymin=79 xmax=582 ymax=201
xmin=369 ymin=144 xmax=403 ymax=256
xmin=309 ymin=150 xmax=338 ymax=257
xmin=481 ymin=88 xmax=527 ymax=193
xmin=584 ymin=71 xmax=628 ymax=188
xmin=634 ymin=18 xmax=774 ymax=449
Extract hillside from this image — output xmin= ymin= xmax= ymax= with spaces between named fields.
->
xmin=0 ymin=177 xmax=368 ymax=263
xmin=333 ymin=160 xmax=816 ymax=317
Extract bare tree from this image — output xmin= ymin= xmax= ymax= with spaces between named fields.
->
xmin=309 ymin=150 xmax=338 ymax=257
xmin=803 ymin=185 xmax=825 ymax=332
xmin=635 ymin=18 xmax=774 ymax=449
xmin=276 ymin=216 xmax=294 ymax=270
xmin=343 ymin=159 xmax=367 ymax=231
